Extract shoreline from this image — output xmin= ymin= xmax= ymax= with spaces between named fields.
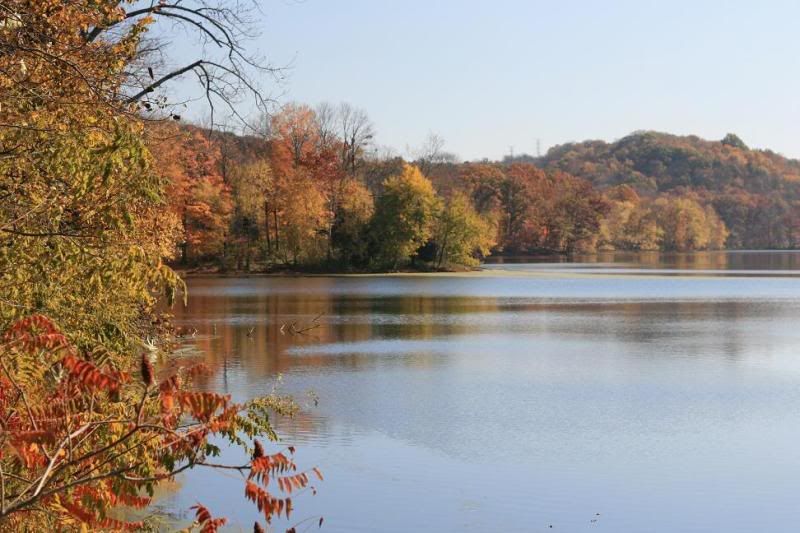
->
xmin=176 ymin=267 xmax=800 ymax=282
xmin=174 ymin=250 xmax=800 ymax=281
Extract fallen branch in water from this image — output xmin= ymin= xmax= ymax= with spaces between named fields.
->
xmin=280 ymin=314 xmax=323 ymax=336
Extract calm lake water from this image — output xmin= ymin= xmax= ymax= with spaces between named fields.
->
xmin=163 ymin=251 xmax=800 ymax=532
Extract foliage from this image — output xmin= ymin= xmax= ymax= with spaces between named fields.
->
xmin=650 ymin=195 xmax=728 ymax=251
xmin=227 ymin=160 xmax=273 ymax=270
xmin=0 ymin=315 xmax=318 ymax=531
xmin=721 ymin=133 xmax=748 ymax=150
xmin=0 ymin=2 xmax=320 ymax=530
xmin=370 ymin=165 xmax=441 ymax=269
xmin=0 ymin=0 xmax=181 ymax=350
xmin=331 ymin=179 xmax=375 ymax=268
xmin=155 ymin=124 xmax=793 ymax=262
xmin=151 ymin=126 xmax=233 ymax=263
xmin=539 ymin=130 xmax=800 ymax=249
xmin=461 ymin=163 xmax=608 ymax=254
xmin=433 ymin=193 xmax=496 ymax=268
xmin=276 ymin=172 xmax=331 ymax=266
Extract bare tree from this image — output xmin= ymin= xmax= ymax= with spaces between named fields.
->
xmin=337 ymin=103 xmax=375 ymax=175
xmin=411 ymin=131 xmax=459 ymax=174
xmin=85 ymin=1 xmax=283 ymax=130
xmin=315 ymin=102 xmax=337 ymax=150
xmin=371 ymin=144 xmax=401 ymax=162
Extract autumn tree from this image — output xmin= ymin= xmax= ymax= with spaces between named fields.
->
xmin=0 ymin=1 xmax=320 ymax=530
xmin=228 ymin=159 xmax=274 ymax=269
xmin=86 ymin=0 xmax=282 ymax=129
xmin=331 ymin=179 xmax=375 ymax=268
xmin=539 ymin=171 xmax=609 ymax=253
xmin=370 ymin=165 xmax=441 ymax=269
xmin=0 ymin=315 xmax=320 ymax=531
xmin=433 ymin=193 xmax=496 ymax=268
xmin=151 ymin=126 xmax=233 ymax=263
xmin=598 ymin=187 xmax=662 ymax=251
xmin=651 ymin=195 xmax=729 ymax=251
xmin=270 ymin=103 xmax=322 ymax=170
xmin=0 ymin=0 xmax=181 ymax=347
xmin=275 ymin=172 xmax=331 ymax=266
xmin=497 ymin=165 xmax=542 ymax=252
xmin=619 ymin=205 xmax=663 ymax=251
xmin=462 ymin=163 xmax=507 ymax=215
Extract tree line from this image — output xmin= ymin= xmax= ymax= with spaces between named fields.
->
xmin=154 ymin=105 xmax=497 ymax=272
xmin=537 ymin=131 xmax=800 ymax=250
xmin=160 ymin=118 xmax=800 ymax=272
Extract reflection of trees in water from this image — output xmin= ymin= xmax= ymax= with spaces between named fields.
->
xmin=491 ymin=250 xmax=800 ymax=271
xmin=174 ymin=282 xmax=504 ymax=386
xmin=576 ymin=250 xmax=800 ymax=271
xmin=175 ymin=277 xmax=798 ymax=395
xmin=522 ymin=299 xmax=779 ymax=361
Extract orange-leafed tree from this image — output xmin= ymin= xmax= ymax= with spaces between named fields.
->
xmin=0 ymin=315 xmax=321 ymax=531
xmin=152 ymin=126 xmax=234 ymax=263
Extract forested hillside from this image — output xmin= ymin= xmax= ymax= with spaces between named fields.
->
xmin=155 ymin=118 xmax=800 ymax=272
xmin=537 ymin=131 xmax=800 ymax=249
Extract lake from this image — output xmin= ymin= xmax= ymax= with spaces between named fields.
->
xmin=161 ymin=251 xmax=800 ymax=532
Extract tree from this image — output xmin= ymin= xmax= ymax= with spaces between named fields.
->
xmin=541 ymin=171 xmax=609 ymax=253
xmin=620 ymin=204 xmax=662 ymax=251
xmin=270 ymin=103 xmax=321 ymax=170
xmin=370 ymin=165 xmax=441 ymax=269
xmin=228 ymin=159 xmax=274 ymax=268
xmin=0 ymin=1 xmax=319 ymax=529
xmin=0 ymin=315 xmax=318 ymax=531
xmin=433 ymin=193 xmax=496 ymax=268
xmin=411 ymin=132 xmax=458 ymax=175
xmin=86 ymin=0 xmax=282 ymax=129
xmin=462 ymin=163 xmax=507 ymax=215
xmin=499 ymin=165 xmax=542 ymax=252
xmin=598 ymin=185 xmax=664 ymax=251
xmin=651 ymin=195 xmax=729 ymax=251
xmin=721 ymin=133 xmax=748 ymax=150
xmin=152 ymin=126 xmax=233 ymax=263
xmin=598 ymin=197 xmax=638 ymax=250
xmin=315 ymin=102 xmax=339 ymax=150
xmin=0 ymin=0 xmax=181 ymax=347
xmin=331 ymin=179 xmax=375 ymax=267
xmin=338 ymin=103 xmax=375 ymax=175
xmin=275 ymin=172 xmax=331 ymax=266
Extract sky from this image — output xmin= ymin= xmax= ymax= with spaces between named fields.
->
xmin=168 ymin=0 xmax=800 ymax=161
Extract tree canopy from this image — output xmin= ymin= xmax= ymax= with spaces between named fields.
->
xmin=0 ymin=2 xmax=319 ymax=530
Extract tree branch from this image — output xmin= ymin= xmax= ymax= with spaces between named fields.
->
xmin=125 ymin=60 xmax=202 ymax=103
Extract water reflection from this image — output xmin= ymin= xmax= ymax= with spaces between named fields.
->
xmin=166 ymin=261 xmax=800 ymax=532
xmin=486 ymin=250 xmax=800 ymax=275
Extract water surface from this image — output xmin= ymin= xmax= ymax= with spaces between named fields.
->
xmin=163 ymin=251 xmax=800 ymax=532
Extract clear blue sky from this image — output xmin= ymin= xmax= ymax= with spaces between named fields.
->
xmin=173 ymin=0 xmax=800 ymax=160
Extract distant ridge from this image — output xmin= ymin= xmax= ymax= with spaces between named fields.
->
xmin=535 ymin=130 xmax=800 ymax=194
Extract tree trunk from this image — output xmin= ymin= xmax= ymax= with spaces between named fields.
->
xmin=264 ymin=199 xmax=271 ymax=255
xmin=273 ymin=209 xmax=280 ymax=253
xmin=437 ymin=234 xmax=448 ymax=269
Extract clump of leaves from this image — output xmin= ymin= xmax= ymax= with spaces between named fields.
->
xmin=0 ymin=315 xmax=322 ymax=531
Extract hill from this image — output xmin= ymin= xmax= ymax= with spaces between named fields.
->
xmin=533 ymin=132 xmax=800 ymax=248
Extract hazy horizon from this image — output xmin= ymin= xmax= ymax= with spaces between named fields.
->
xmin=164 ymin=0 xmax=800 ymax=161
